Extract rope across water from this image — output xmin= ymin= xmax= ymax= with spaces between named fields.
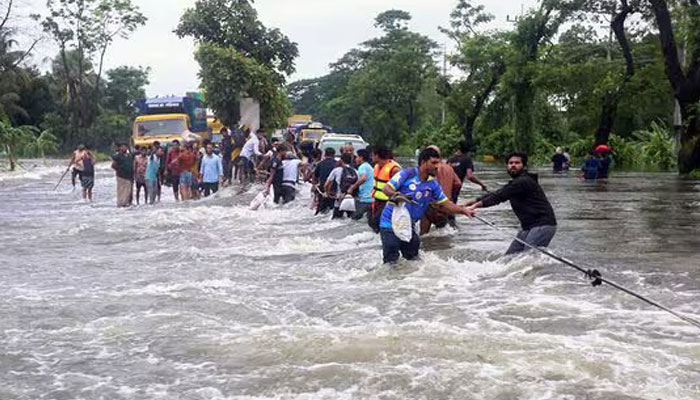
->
xmin=473 ymin=214 xmax=700 ymax=330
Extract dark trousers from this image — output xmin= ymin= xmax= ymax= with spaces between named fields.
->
xmin=506 ymin=225 xmax=557 ymax=255
xmin=369 ymin=200 xmax=388 ymax=233
xmin=71 ymin=168 xmax=82 ymax=186
xmin=274 ymin=185 xmax=296 ymax=204
xmin=202 ymin=182 xmax=219 ymax=197
xmin=222 ymin=157 xmax=233 ymax=182
xmin=316 ymin=195 xmax=335 ymax=215
xmin=332 ymin=208 xmax=352 ymax=219
xmin=351 ymin=201 xmax=372 ymax=221
xmin=380 ymin=228 xmax=420 ymax=264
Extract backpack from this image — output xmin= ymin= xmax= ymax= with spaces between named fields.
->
xmin=339 ymin=166 xmax=358 ymax=195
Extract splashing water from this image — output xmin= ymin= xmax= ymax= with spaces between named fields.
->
xmin=0 ymin=161 xmax=699 ymax=399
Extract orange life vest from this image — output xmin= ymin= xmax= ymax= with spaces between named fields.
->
xmin=372 ymin=160 xmax=401 ymax=202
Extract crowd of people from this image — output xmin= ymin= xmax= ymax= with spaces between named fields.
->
xmin=66 ymin=129 xmax=560 ymax=264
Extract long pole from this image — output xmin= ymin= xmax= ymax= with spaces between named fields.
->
xmin=53 ymin=167 xmax=71 ymax=191
xmin=472 ymin=215 xmax=700 ymax=330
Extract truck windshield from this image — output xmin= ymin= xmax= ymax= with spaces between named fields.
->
xmin=135 ymin=120 xmax=187 ymax=137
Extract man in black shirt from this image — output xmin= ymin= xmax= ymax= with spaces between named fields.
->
xmin=467 ymin=152 xmax=557 ymax=255
xmin=551 ymin=147 xmax=567 ymax=173
xmin=447 ymin=142 xmax=487 ymax=227
xmin=220 ymin=128 xmax=234 ymax=185
xmin=313 ymin=147 xmax=337 ymax=215
xmin=448 ymin=141 xmax=487 ymax=196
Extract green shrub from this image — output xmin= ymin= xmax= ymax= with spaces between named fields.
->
xmin=632 ymin=121 xmax=676 ymax=170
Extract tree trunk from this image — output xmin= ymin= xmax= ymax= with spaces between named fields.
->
xmin=514 ymin=80 xmax=536 ymax=155
xmin=462 ymin=62 xmax=505 ymax=151
xmin=594 ymin=0 xmax=634 ymax=146
xmin=595 ymin=93 xmax=618 ymax=146
xmin=462 ymin=115 xmax=476 ymax=151
xmin=649 ymin=0 xmax=700 ymax=173
xmin=678 ymin=101 xmax=700 ymax=173
xmin=7 ymin=145 xmax=16 ymax=171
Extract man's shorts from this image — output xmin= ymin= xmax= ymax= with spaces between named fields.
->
xmin=180 ymin=171 xmax=194 ymax=186
xmin=80 ymin=175 xmax=94 ymax=190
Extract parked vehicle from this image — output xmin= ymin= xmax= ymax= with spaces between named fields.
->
xmin=318 ymin=133 xmax=369 ymax=157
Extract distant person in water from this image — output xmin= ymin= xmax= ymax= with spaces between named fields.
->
xmin=598 ymin=151 xmax=612 ymax=179
xmin=133 ymin=146 xmax=149 ymax=205
xmin=552 ymin=147 xmax=567 ymax=173
xmin=69 ymin=144 xmax=87 ymax=188
xmin=111 ymin=143 xmax=134 ymax=207
xmin=145 ymin=145 xmax=162 ymax=205
xmin=581 ymin=151 xmax=600 ymax=181
xmin=563 ymin=148 xmax=571 ymax=171
xmin=466 ymin=152 xmax=557 ymax=255
xmin=79 ymin=145 xmax=95 ymax=202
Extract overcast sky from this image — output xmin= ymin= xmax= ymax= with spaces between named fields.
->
xmin=22 ymin=0 xmax=537 ymax=96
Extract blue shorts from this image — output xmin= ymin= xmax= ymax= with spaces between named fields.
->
xmin=180 ymin=171 xmax=193 ymax=186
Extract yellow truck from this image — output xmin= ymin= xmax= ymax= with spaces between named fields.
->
xmin=132 ymin=94 xmax=209 ymax=147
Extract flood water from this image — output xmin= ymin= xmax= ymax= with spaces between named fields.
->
xmin=1 ymin=160 xmax=699 ymax=400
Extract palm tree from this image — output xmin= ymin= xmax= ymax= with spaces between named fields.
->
xmin=24 ymin=128 xmax=59 ymax=164
xmin=0 ymin=121 xmax=32 ymax=171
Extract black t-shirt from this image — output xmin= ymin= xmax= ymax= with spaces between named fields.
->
xmin=270 ymin=155 xmax=284 ymax=188
xmin=480 ymin=172 xmax=556 ymax=230
xmin=314 ymin=158 xmax=337 ymax=188
xmin=552 ymin=154 xmax=567 ymax=171
xmin=448 ymin=155 xmax=474 ymax=182
xmin=221 ymin=136 xmax=234 ymax=158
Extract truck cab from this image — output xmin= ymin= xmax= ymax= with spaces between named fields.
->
xmin=132 ymin=94 xmax=208 ymax=148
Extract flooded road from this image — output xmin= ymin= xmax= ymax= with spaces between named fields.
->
xmin=1 ymin=161 xmax=699 ymax=399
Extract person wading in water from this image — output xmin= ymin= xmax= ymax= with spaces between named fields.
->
xmin=379 ymin=148 xmax=475 ymax=264
xmin=466 ymin=152 xmax=557 ymax=255
xmin=111 ymin=143 xmax=134 ymax=207
xmin=79 ymin=145 xmax=95 ymax=202
xmin=370 ymin=146 xmax=401 ymax=233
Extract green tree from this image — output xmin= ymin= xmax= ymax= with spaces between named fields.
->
xmin=23 ymin=128 xmax=59 ymax=163
xmin=103 ymin=65 xmax=150 ymax=115
xmin=648 ymin=0 xmax=700 ymax=173
xmin=440 ymin=0 xmax=508 ymax=150
xmin=176 ymin=0 xmax=298 ymax=128
xmin=0 ymin=121 xmax=32 ymax=170
xmin=507 ymin=0 xmax=581 ymax=155
xmin=33 ymin=0 xmax=146 ymax=136
xmin=176 ymin=0 xmax=298 ymax=77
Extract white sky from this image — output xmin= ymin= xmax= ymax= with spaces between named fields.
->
xmin=18 ymin=0 xmax=537 ymax=96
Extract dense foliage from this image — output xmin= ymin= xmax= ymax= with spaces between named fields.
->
xmin=176 ymin=0 xmax=298 ymax=130
xmin=289 ymin=0 xmax=699 ymax=173
xmin=0 ymin=0 xmax=148 ymax=170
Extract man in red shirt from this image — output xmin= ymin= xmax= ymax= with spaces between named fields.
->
xmin=165 ymin=140 xmax=182 ymax=201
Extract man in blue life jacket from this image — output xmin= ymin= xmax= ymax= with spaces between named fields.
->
xmin=379 ymin=147 xmax=475 ymax=264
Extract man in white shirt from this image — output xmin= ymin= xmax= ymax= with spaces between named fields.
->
xmin=324 ymin=153 xmax=358 ymax=219
xmin=280 ymin=153 xmax=303 ymax=204
xmin=238 ymin=129 xmax=264 ymax=184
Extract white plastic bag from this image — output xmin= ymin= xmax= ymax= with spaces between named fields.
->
xmin=391 ymin=202 xmax=413 ymax=242
xmin=250 ymin=187 xmax=273 ymax=210
xmin=339 ymin=196 xmax=356 ymax=212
